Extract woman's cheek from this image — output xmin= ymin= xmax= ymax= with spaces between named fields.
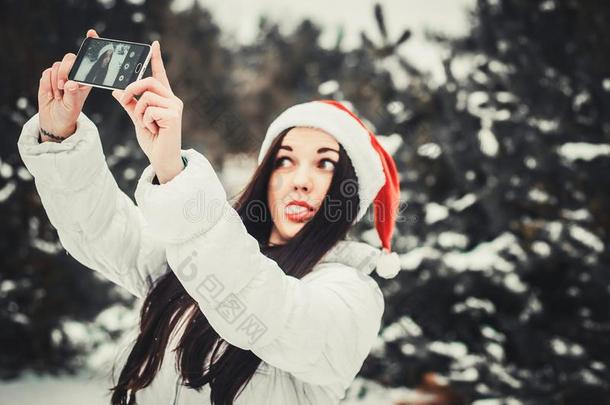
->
xmin=269 ymin=171 xmax=286 ymax=192
xmin=268 ymin=176 xmax=281 ymax=220
xmin=313 ymin=173 xmax=332 ymax=203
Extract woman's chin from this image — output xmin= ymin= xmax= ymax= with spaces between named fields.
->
xmin=271 ymin=214 xmax=314 ymax=243
xmin=278 ymin=221 xmax=305 ymax=236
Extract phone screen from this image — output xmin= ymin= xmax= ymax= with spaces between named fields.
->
xmin=68 ymin=37 xmax=151 ymax=90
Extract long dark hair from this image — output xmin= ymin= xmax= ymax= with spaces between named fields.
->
xmin=109 ymin=126 xmax=361 ymax=404
xmin=85 ymin=49 xmax=113 ymax=83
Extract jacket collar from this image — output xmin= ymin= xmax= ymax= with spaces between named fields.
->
xmin=318 ymin=240 xmax=382 ymax=275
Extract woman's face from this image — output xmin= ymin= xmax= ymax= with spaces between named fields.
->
xmin=267 ymin=127 xmax=340 ymax=246
xmin=103 ymin=50 xmax=113 ymax=65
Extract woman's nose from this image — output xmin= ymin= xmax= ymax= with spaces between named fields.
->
xmin=292 ymin=169 xmax=313 ymax=192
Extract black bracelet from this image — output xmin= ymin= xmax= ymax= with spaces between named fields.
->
xmin=40 ymin=127 xmax=69 ymax=142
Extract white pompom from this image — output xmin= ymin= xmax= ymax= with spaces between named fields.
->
xmin=376 ymin=250 xmax=401 ymax=279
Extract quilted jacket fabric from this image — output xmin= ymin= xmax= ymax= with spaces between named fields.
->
xmin=17 ymin=112 xmax=385 ymax=405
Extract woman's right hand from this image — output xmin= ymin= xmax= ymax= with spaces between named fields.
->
xmin=38 ymin=29 xmax=99 ymax=141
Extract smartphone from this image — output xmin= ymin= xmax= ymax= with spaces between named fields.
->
xmin=68 ymin=36 xmax=152 ymax=91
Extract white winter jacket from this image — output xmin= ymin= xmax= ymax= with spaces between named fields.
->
xmin=17 ymin=112 xmax=386 ymax=405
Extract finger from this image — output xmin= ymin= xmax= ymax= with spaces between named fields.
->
xmin=86 ymin=29 xmax=99 ymax=39
xmin=144 ymin=106 xmax=178 ymax=130
xmin=150 ymin=41 xmax=172 ymax=91
xmin=121 ymin=77 xmax=173 ymax=104
xmin=133 ymin=91 xmax=172 ymax=124
xmin=75 ymin=81 xmax=94 ymax=99
xmin=141 ymin=107 xmax=160 ymax=134
xmin=50 ymin=62 xmax=61 ymax=100
xmin=57 ymin=53 xmax=76 ymax=90
xmin=143 ymin=106 xmax=166 ymax=134
xmin=38 ymin=68 xmax=53 ymax=104
xmin=62 ymin=80 xmax=81 ymax=110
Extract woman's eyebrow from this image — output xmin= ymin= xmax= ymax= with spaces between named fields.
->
xmin=280 ymin=145 xmax=339 ymax=155
xmin=318 ymin=147 xmax=340 ymax=155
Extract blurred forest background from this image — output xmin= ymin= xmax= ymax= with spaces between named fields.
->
xmin=1 ymin=0 xmax=610 ymax=404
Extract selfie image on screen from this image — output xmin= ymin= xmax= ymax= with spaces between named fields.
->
xmin=73 ymin=40 xmax=145 ymax=89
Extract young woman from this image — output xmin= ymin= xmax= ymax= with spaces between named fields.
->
xmin=18 ymin=29 xmax=402 ymax=405
xmin=84 ymin=45 xmax=114 ymax=84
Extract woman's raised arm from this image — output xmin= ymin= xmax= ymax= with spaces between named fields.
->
xmin=18 ymin=112 xmax=169 ymax=299
xmin=17 ymin=30 xmax=169 ymax=299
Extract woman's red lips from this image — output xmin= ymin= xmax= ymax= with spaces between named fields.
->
xmin=285 ymin=200 xmax=315 ymax=222
xmin=287 ymin=200 xmax=314 ymax=210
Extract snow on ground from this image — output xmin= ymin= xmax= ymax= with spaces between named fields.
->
xmin=0 ymin=372 xmax=421 ymax=404
xmin=0 ymin=369 xmax=112 ymax=405
xmin=0 ymin=366 xmax=451 ymax=405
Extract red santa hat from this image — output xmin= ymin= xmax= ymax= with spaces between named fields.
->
xmin=258 ymin=99 xmax=402 ymax=279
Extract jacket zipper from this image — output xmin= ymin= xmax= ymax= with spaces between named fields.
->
xmin=171 ymin=374 xmax=181 ymax=405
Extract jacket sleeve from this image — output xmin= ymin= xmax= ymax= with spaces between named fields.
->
xmin=17 ymin=112 xmax=169 ymax=299
xmin=134 ymin=148 xmax=385 ymax=387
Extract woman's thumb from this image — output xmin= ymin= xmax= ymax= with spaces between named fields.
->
xmin=63 ymin=80 xmax=81 ymax=109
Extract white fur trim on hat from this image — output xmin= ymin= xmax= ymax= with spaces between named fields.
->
xmin=258 ymin=101 xmax=386 ymax=223
xmin=376 ymin=250 xmax=401 ymax=278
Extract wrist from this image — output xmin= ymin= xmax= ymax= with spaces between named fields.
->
xmin=155 ymin=156 xmax=186 ymax=184
xmin=39 ymin=122 xmax=77 ymax=142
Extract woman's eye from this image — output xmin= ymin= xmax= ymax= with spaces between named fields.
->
xmin=320 ymin=159 xmax=336 ymax=170
xmin=274 ymin=157 xmax=291 ymax=167
xmin=274 ymin=157 xmax=336 ymax=170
